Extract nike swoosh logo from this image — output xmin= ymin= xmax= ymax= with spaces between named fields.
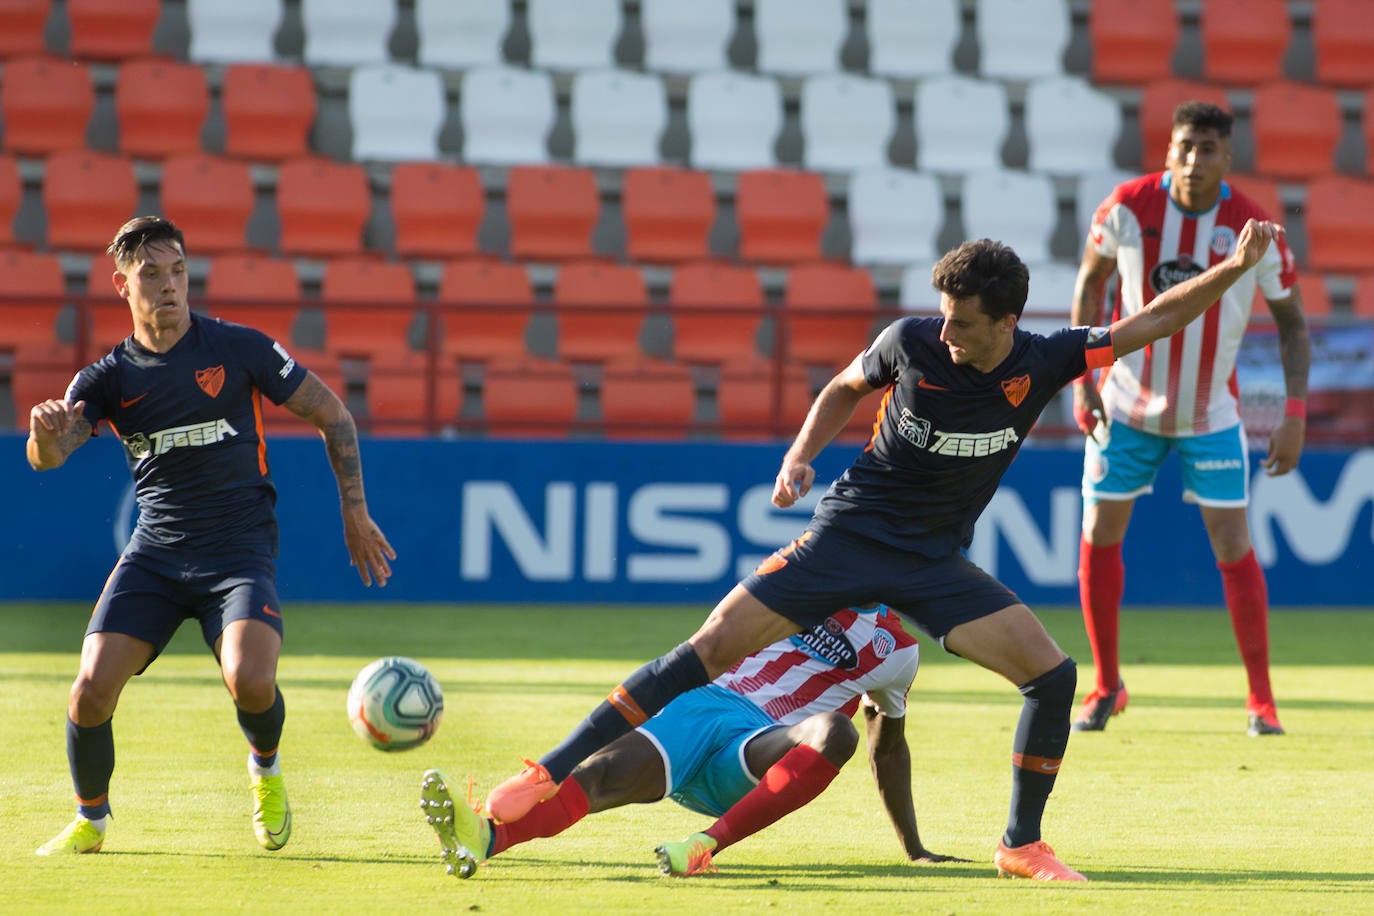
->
xmin=917 ymin=378 xmax=950 ymax=391
xmin=120 ymin=392 xmax=149 ymax=408
xmin=1040 ymin=762 xmax=1061 ymax=772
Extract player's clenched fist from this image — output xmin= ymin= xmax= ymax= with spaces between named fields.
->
xmin=30 ymin=399 xmax=85 ymax=438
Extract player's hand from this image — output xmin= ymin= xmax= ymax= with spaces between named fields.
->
xmin=1072 ymin=381 xmax=1105 ymax=439
xmin=772 ymin=458 xmax=815 ymax=508
xmin=1261 ymin=415 xmax=1305 ymax=476
xmin=909 ymin=848 xmax=972 ymax=864
xmin=29 ymin=399 xmax=85 ymax=441
xmin=1232 ymin=219 xmax=1283 ymax=270
xmin=341 ymin=507 xmax=397 ymax=587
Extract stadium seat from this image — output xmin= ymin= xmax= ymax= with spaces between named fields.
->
xmin=782 ymin=262 xmax=878 ymax=368
xmin=221 ymin=64 xmax=316 ymax=162
xmin=1024 ymin=76 xmax=1123 ymax=176
xmin=84 ymin=264 xmax=135 ymax=352
xmin=553 ymin=260 xmax=647 ymax=363
xmin=203 ymin=253 xmax=301 ymax=345
xmin=158 ymin=154 xmax=255 ymax=254
xmin=348 ymin=64 xmax=446 ymax=162
xmin=361 ymin=362 xmax=459 ymax=435
xmin=799 ymin=73 xmax=896 ymax=173
xmin=914 ymin=75 xmax=1009 ymax=173
xmin=736 ymin=169 xmax=830 ymax=264
xmin=527 ymin=0 xmax=620 ymax=70
xmin=0 ymin=249 xmax=66 ymax=350
xmin=961 ymin=169 xmax=1057 ymax=265
xmin=67 ymin=0 xmax=158 ymax=60
xmin=1137 ymin=79 xmax=1231 ymax=168
xmin=0 ymin=0 xmax=51 ymax=57
xmin=416 ymin=0 xmax=509 ymax=69
xmin=1089 ymin=0 xmax=1180 ymax=85
xmin=1075 ymin=169 xmax=1139 ymax=241
xmin=976 ymin=0 xmax=1072 ymax=79
xmin=641 ymin=0 xmax=733 ymax=74
xmin=389 ymin=162 xmax=484 ymax=259
xmin=622 ymin=166 xmax=717 ymax=263
xmin=754 ymin=0 xmax=846 ymax=76
xmin=10 ymin=360 xmax=82 ymax=429
xmin=848 ymin=166 xmax=943 ymax=266
xmin=669 ymin=260 xmax=764 ymax=364
xmin=275 ymin=158 xmax=371 ymax=257
xmin=459 ymin=65 xmax=555 ymax=165
xmin=1024 ymin=260 xmax=1078 ymax=317
xmin=301 ymin=0 xmax=395 ymax=66
xmin=715 ymin=359 xmax=813 ymax=440
xmin=0 ymin=154 xmax=19 ymax=247
xmin=1354 ymin=274 xmax=1374 ymax=319
xmin=1250 ymin=81 xmax=1341 ymax=180
xmin=571 ymin=69 xmax=668 ymax=168
xmin=319 ymin=257 xmax=417 ymax=363
xmin=687 ymin=71 xmax=783 ymax=171
xmin=1228 ymin=175 xmax=1284 ymax=223
xmin=0 ymin=55 xmax=94 ymax=155
xmin=1303 ymin=176 xmax=1374 ymax=272
xmin=114 ymin=58 xmax=210 ymax=158
xmin=598 ymin=357 xmax=696 ymax=439
xmin=866 ymin=0 xmax=959 ymax=78
xmin=1311 ymin=0 xmax=1374 ymax=87
xmin=505 ymin=165 xmax=599 ymax=261
xmin=187 ymin=0 xmax=281 ymax=63
xmin=898 ymin=260 xmax=941 ymax=314
xmin=259 ymin=357 xmax=347 ymax=435
xmin=1290 ymin=273 xmax=1330 ymax=319
xmin=437 ymin=258 xmax=533 ymax=363
xmin=480 ymin=357 xmax=580 ymax=437
xmin=1199 ymin=0 xmax=1291 ymax=85
xmin=43 ymin=150 xmax=137 ymax=252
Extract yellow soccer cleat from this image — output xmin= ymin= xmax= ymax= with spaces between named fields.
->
xmin=36 ymin=816 xmax=106 ymax=856
xmin=250 ymin=768 xmax=292 ymax=851
xmin=654 ymin=832 xmax=718 ymax=877
xmin=420 ymin=769 xmax=492 ymax=879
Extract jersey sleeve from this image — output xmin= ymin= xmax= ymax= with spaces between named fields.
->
xmin=860 ymin=652 xmax=917 ymax=719
xmin=1088 ymin=189 xmax=1126 ymax=259
xmin=66 ymin=358 xmax=116 ymax=434
xmin=1255 ymin=229 xmax=1299 ymax=302
xmin=860 ymin=318 xmax=916 ymax=389
xmin=234 ymin=325 xmax=309 ymax=406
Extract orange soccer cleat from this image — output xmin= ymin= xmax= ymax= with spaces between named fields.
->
xmin=485 ymin=758 xmax=559 ymax=823
xmin=995 ymin=840 xmax=1088 ymax=882
xmin=1071 ymin=681 xmax=1129 ymax=732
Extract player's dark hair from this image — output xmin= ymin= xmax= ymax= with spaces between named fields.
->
xmin=107 ymin=216 xmax=186 ymax=270
xmin=1173 ymin=101 xmax=1233 ymax=138
xmin=930 ymin=238 xmax=1029 ymax=321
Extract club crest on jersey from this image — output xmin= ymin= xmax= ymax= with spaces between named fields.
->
xmin=1149 ymin=256 xmax=1204 ymax=294
xmin=791 ymin=615 xmax=860 ymax=670
xmin=1210 ymin=226 xmax=1237 ymax=257
xmin=196 ymin=365 xmax=225 ymax=398
xmin=1001 ymin=374 xmax=1030 ymax=407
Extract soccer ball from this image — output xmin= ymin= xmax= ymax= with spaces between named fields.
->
xmin=347 ymin=656 xmax=444 ymax=751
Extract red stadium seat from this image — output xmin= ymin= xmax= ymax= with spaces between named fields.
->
xmin=598 ymin=357 xmax=696 ymax=439
xmin=67 ymin=0 xmax=159 ymax=60
xmin=0 ymin=0 xmax=50 ymax=57
xmin=715 ymin=359 xmax=813 ymax=440
xmin=1250 ymin=81 xmax=1341 ymax=180
xmin=159 ymin=154 xmax=254 ymax=254
xmin=9 ymin=359 xmax=82 ymax=428
xmin=389 ymin=162 xmax=484 ymax=259
xmin=0 ymin=154 xmax=20 ymax=247
xmin=318 ymin=257 xmax=417 ymax=363
xmin=0 ymin=55 xmax=94 ymax=154
xmin=84 ymin=261 xmax=134 ymax=353
xmin=221 ymin=64 xmax=317 ymax=162
xmin=1228 ymin=175 xmax=1283 ymax=223
xmin=361 ymin=365 xmax=460 ymax=436
xmin=114 ymin=58 xmax=211 ymax=158
xmin=622 ymin=166 xmax=717 ymax=263
xmin=437 ymin=258 xmax=533 ymax=363
xmin=669 ymin=260 xmax=764 ymax=364
xmin=0 ymin=249 xmax=66 ymax=351
xmin=782 ymin=261 xmax=878 ymax=369
xmin=275 ymin=158 xmax=371 ymax=257
xmin=1137 ymin=80 xmax=1230 ymax=169
xmin=735 ymin=169 xmax=829 ymax=264
xmin=553 ymin=260 xmax=647 ymax=362
xmin=1303 ymin=176 xmax=1374 ymax=272
xmin=258 ymin=356 xmax=348 ymax=436
xmin=204 ymin=253 xmax=301 ymax=345
xmin=1311 ymin=0 xmax=1374 ymax=88
xmin=1354 ymin=274 xmax=1374 ymax=319
xmin=1199 ymin=0 xmax=1290 ymax=86
xmin=506 ymin=164 xmax=599 ymax=260
xmin=43 ymin=150 xmax=138 ymax=252
xmin=1089 ymin=0 xmax=1180 ymax=85
xmin=480 ymin=357 xmax=580 ymax=437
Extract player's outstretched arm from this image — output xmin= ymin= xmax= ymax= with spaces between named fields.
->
xmin=862 ymin=705 xmax=968 ymax=864
xmin=27 ymin=399 xmax=91 ymax=471
xmin=773 ymin=355 xmax=874 ymax=509
xmin=283 ymin=371 xmax=396 ymax=586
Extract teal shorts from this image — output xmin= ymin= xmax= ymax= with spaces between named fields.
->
xmin=1082 ymin=420 xmax=1250 ymax=508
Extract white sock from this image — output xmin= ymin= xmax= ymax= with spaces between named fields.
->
xmin=87 ymin=815 xmax=108 ymax=832
xmin=248 ymin=754 xmax=282 ymax=778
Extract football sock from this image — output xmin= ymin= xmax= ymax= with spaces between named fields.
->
xmin=1219 ymin=550 xmax=1275 ymax=710
xmin=237 ymin=687 xmax=285 ymax=771
xmin=68 ymin=717 xmax=114 ymax=821
xmin=704 ymin=745 xmax=840 ymax=853
xmin=490 ymin=776 xmax=589 ymax=857
xmin=1078 ymin=536 xmax=1124 ymax=694
xmin=1004 ymin=657 xmax=1076 ymax=849
xmin=539 ymin=643 xmax=708 ymax=783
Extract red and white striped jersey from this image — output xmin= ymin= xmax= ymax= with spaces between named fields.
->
xmin=1089 ymin=172 xmax=1297 ymax=436
xmin=716 ymin=606 xmax=919 ymax=725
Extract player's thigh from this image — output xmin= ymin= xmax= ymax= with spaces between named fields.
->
xmin=943 ymin=604 xmax=1068 ymax=687
xmin=70 ymin=631 xmax=161 ymax=723
xmin=1082 ymin=422 xmax=1170 ymax=502
xmin=1177 ymin=424 xmax=1250 ymax=508
xmin=200 ymin=559 xmax=283 ymax=661
xmin=573 ymin=732 xmax=669 ymax=813
xmin=86 ymin=556 xmax=189 ymax=672
xmin=741 ymin=712 xmax=858 ymax=774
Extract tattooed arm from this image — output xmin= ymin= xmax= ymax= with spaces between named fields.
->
xmin=27 ymin=399 xmax=92 ymax=471
xmin=284 ymin=372 xmax=396 ymax=586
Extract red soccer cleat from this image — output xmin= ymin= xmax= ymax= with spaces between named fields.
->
xmin=1071 ymin=681 xmax=1129 ymax=732
xmin=995 ymin=839 xmax=1088 ymax=882
xmin=485 ymin=758 xmax=560 ymax=823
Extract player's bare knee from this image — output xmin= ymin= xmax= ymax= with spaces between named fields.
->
xmin=796 ymin=711 xmax=859 ymax=766
xmin=68 ymin=675 xmax=118 ymax=725
xmin=223 ymin=666 xmax=276 ymax=711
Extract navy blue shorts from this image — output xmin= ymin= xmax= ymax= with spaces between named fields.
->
xmin=741 ymin=524 xmax=1019 ymax=643
xmin=88 ymin=551 xmax=283 ymax=670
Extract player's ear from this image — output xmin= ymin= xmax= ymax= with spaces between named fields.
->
xmin=111 ymin=270 xmax=129 ymax=297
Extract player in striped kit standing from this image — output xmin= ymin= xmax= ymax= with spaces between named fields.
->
xmin=1069 ymin=101 xmax=1311 ymax=736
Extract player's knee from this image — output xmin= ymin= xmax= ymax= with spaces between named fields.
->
xmin=796 ymin=711 xmax=859 ymax=766
xmin=69 ymin=675 xmax=118 ymax=725
xmin=223 ymin=664 xmax=276 ymax=710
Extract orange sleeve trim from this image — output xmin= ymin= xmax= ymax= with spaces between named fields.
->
xmin=1084 ymin=343 xmax=1115 ymax=372
xmin=251 ymin=387 xmax=268 ymax=475
xmin=607 ymin=685 xmax=649 ymax=727
xmin=1011 ymin=752 xmax=1063 ymax=774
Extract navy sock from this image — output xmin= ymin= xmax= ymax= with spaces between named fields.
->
xmin=68 ymin=717 xmax=115 ymax=820
xmin=237 ymin=687 xmax=285 ymax=769
xmin=1004 ymin=657 xmax=1076 ymax=848
xmin=540 ymin=643 xmax=708 ymax=783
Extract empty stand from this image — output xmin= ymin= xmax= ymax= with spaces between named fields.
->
xmin=43 ymin=150 xmax=137 ymax=252
xmin=1199 ymin=0 xmax=1290 ymax=85
xmin=782 ymin=262 xmax=878 ymax=368
xmin=898 ymin=260 xmax=942 ymax=314
xmin=459 ymin=66 xmax=555 ymax=165
xmin=319 ymin=257 xmax=417 ymax=363
xmin=977 ymin=0 xmax=1072 ymax=79
xmin=1075 ymin=169 xmax=1139 ymax=240
xmin=800 ymin=73 xmax=896 ymax=173
xmin=687 ymin=71 xmax=782 ymax=171
xmin=1250 ymin=81 xmax=1341 ymax=180
xmin=553 ymin=261 xmax=647 ymax=363
xmin=415 ymin=0 xmax=509 ymax=69
xmin=669 ymin=260 xmax=764 ymax=364
xmin=362 ymin=365 xmax=460 ymax=435
xmin=598 ymin=358 xmax=696 ymax=439
xmin=348 ymin=64 xmax=446 ymax=162
xmin=1024 ymin=260 xmax=1078 ymax=317
xmin=1228 ymin=175 xmax=1284 ymax=223
xmin=221 ymin=64 xmax=317 ymax=161
xmin=0 ymin=55 xmax=94 ymax=154
xmin=0 ymin=249 xmax=66 ymax=350
xmin=527 ymin=0 xmax=621 ymax=70
xmin=389 ymin=162 xmax=484 ymax=259
xmin=622 ymin=166 xmax=717 ymax=263
xmin=187 ymin=0 xmax=282 ymax=63
xmin=848 ymin=166 xmax=943 ymax=266
xmin=301 ymin=0 xmax=395 ymax=67
xmin=10 ymin=360 xmax=82 ymax=430
xmin=1304 ymin=176 xmax=1374 ymax=272
xmin=159 ymin=154 xmax=254 ymax=254
xmin=505 ymin=165 xmax=599 ymax=261
xmin=867 ymin=0 xmax=959 ymax=78
xmin=1024 ymin=76 xmax=1123 ymax=175
xmin=715 ymin=360 xmax=813 ymax=440
xmin=735 ymin=169 xmax=829 ymax=264
xmin=1089 ymin=0 xmax=1180 ymax=85
xmin=275 ymin=158 xmax=371 ymax=257
xmin=961 ymin=169 xmax=1057 ymax=265
xmin=67 ymin=0 xmax=158 ymax=60
xmin=84 ymin=264 xmax=134 ymax=353
xmin=1137 ymin=79 xmax=1231 ymax=168
xmin=571 ymin=69 xmax=668 ymax=168
xmin=203 ymin=253 xmax=301 ymax=344
xmin=754 ymin=0 xmax=846 ymax=76
xmin=0 ymin=0 xmax=50 ymax=57
xmin=1354 ymin=274 xmax=1374 ymax=319
xmin=437 ymin=258 xmax=532 ymax=362
xmin=0 ymin=154 xmax=19 ymax=247
xmin=641 ymin=0 xmax=733 ymax=74
xmin=914 ymin=76 xmax=1009 ymax=173
xmin=480 ymin=358 xmax=580 ymax=437
xmin=115 ymin=58 xmax=210 ymax=158
xmin=1311 ymin=0 xmax=1374 ymax=87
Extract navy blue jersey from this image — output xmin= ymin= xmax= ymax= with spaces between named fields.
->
xmin=68 ymin=314 xmax=309 ymax=561
xmin=812 ymin=316 xmax=1114 ymax=556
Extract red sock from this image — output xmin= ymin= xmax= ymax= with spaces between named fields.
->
xmin=1078 ymin=536 xmax=1125 ymax=694
xmin=490 ymin=777 xmax=590 ymax=857
xmin=1218 ymin=549 xmax=1274 ymax=711
xmin=703 ymin=745 xmax=840 ymax=853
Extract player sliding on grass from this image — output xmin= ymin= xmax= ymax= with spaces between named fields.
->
xmin=476 ymin=219 xmax=1284 ymax=883
xmin=28 ymin=217 xmax=395 ymax=856
xmin=421 ymin=605 xmax=966 ymax=877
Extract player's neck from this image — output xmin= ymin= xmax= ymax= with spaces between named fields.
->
xmin=133 ymin=315 xmax=192 ymax=353
xmin=1169 ymin=186 xmax=1220 ymax=215
xmin=970 ymin=336 xmax=1014 ymax=374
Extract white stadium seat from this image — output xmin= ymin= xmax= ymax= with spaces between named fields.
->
xmin=687 ymin=71 xmax=783 ymax=170
xmin=641 ymin=0 xmax=735 ymax=74
xmin=187 ymin=0 xmax=282 ymax=63
xmin=961 ymin=169 xmax=1058 ymax=265
xmin=416 ymin=0 xmax=510 ymax=69
xmin=527 ymin=0 xmax=621 ymax=70
xmin=1075 ymin=168 xmax=1138 ymax=241
xmin=459 ymin=66 xmax=555 ymax=165
xmin=349 ymin=64 xmax=446 ymax=162
xmin=1025 ymin=76 xmax=1123 ymax=175
xmin=801 ymin=73 xmax=896 ymax=172
xmin=867 ymin=0 xmax=960 ymax=78
xmin=301 ymin=0 xmax=396 ymax=67
xmin=976 ymin=0 xmax=1072 ymax=79
xmin=1024 ymin=259 xmax=1080 ymax=316
xmin=571 ymin=69 xmax=668 ymax=167
xmin=848 ymin=167 xmax=944 ymax=265
xmin=755 ymin=0 xmax=847 ymax=75
xmin=899 ymin=260 xmax=942 ymax=313
xmin=914 ymin=75 xmax=1009 ymax=173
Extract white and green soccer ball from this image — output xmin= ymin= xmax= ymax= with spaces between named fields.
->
xmin=347 ymin=656 xmax=444 ymax=751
